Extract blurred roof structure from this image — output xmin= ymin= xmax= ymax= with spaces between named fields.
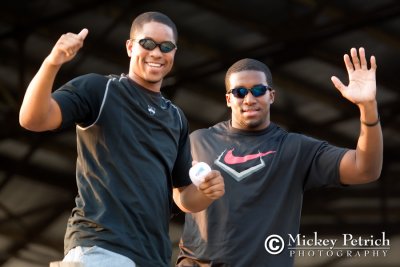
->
xmin=0 ymin=1 xmax=399 ymax=266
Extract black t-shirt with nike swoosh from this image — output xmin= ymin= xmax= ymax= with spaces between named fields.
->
xmin=178 ymin=121 xmax=347 ymax=267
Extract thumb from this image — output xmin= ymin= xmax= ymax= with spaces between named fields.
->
xmin=78 ymin=28 xmax=89 ymax=40
xmin=331 ymin=76 xmax=345 ymax=93
xmin=191 ymin=160 xmax=198 ymax=166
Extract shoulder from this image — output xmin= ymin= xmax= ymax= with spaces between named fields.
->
xmin=169 ymin=102 xmax=189 ymax=127
xmin=190 ymin=128 xmax=209 ymax=140
xmin=54 ymin=74 xmax=115 ymax=110
xmin=69 ymin=73 xmax=110 ymax=84
xmin=287 ymin=132 xmax=321 ymax=144
xmin=64 ymin=73 xmax=111 ymax=93
xmin=284 ymin=131 xmax=342 ymax=156
xmin=190 ymin=121 xmax=226 ymax=140
xmin=283 ymin=132 xmax=316 ymax=148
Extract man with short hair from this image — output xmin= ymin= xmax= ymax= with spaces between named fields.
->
xmin=19 ymin=11 xmax=225 ymax=267
xmin=177 ymin=48 xmax=382 ymax=266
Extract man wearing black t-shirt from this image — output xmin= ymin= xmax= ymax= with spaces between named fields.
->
xmin=177 ymin=49 xmax=382 ymax=266
xmin=19 ymin=11 xmax=224 ymax=267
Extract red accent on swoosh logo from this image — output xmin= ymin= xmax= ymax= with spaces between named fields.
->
xmin=224 ymin=149 xmax=276 ymax=165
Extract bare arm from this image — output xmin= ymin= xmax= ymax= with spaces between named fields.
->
xmin=19 ymin=29 xmax=89 ymax=132
xmin=331 ymin=47 xmax=383 ymax=184
xmin=173 ymin=170 xmax=225 ymax=213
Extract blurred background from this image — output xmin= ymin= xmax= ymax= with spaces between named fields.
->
xmin=0 ymin=0 xmax=399 ymax=266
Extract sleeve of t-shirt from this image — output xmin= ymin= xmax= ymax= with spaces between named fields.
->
xmin=171 ymin=109 xmax=193 ymax=188
xmin=52 ymin=73 xmax=109 ymax=130
xmin=300 ymin=135 xmax=348 ymax=191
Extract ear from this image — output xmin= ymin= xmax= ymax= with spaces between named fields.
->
xmin=225 ymin=93 xmax=232 ymax=107
xmin=269 ymin=89 xmax=276 ymax=104
xmin=126 ymin=39 xmax=133 ymax=57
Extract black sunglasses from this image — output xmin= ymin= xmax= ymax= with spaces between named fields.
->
xmin=228 ymin=85 xmax=271 ymax=98
xmin=136 ymin=38 xmax=177 ymax=53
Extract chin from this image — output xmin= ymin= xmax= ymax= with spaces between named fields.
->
xmin=148 ymin=78 xmax=162 ymax=84
xmin=144 ymin=75 xmax=163 ymax=84
xmin=245 ymin=120 xmax=265 ymax=129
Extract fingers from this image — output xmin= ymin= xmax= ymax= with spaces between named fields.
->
xmin=358 ymin=47 xmax=367 ymax=69
xmin=57 ymin=29 xmax=89 ymax=57
xmin=370 ymin=55 xmax=377 ymax=70
xmin=343 ymin=47 xmax=361 ymax=72
xmin=350 ymin=47 xmax=361 ymax=70
xmin=345 ymin=47 xmax=375 ymax=72
xmin=198 ymin=171 xmax=225 ymax=199
xmin=343 ymin=53 xmax=354 ymax=74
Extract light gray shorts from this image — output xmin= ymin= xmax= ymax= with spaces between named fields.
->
xmin=63 ymin=246 xmax=136 ymax=267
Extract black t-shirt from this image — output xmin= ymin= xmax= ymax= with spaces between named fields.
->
xmin=179 ymin=121 xmax=347 ymax=267
xmin=53 ymin=73 xmax=192 ymax=266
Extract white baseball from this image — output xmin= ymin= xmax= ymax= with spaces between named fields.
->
xmin=189 ymin=162 xmax=211 ymax=187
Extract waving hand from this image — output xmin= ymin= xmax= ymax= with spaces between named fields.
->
xmin=331 ymin=47 xmax=377 ymax=105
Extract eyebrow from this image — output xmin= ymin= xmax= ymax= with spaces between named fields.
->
xmin=232 ymin=83 xmax=265 ymax=89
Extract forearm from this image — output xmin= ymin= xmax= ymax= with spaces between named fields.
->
xmin=356 ymin=100 xmax=383 ymax=179
xmin=340 ymin=100 xmax=383 ymax=184
xmin=19 ymin=58 xmax=61 ymax=131
xmin=173 ymin=185 xmax=214 ymax=213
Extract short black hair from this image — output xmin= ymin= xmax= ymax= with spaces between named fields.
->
xmin=225 ymin=58 xmax=273 ymax=91
xmin=130 ymin=11 xmax=178 ymax=42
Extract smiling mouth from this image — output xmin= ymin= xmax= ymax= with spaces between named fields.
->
xmin=146 ymin=62 xmax=163 ymax=68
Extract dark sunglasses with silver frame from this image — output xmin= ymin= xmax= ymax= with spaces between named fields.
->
xmin=133 ymin=38 xmax=177 ymax=53
xmin=228 ymin=84 xmax=272 ymax=98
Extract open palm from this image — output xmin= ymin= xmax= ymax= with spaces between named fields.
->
xmin=331 ymin=47 xmax=377 ymax=105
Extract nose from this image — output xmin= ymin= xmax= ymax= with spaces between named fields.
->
xmin=149 ymin=46 xmax=163 ymax=57
xmin=243 ymin=92 xmax=256 ymax=104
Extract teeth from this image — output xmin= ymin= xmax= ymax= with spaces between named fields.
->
xmin=147 ymin=62 xmax=162 ymax=67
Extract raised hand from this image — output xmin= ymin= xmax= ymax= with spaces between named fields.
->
xmin=331 ymin=47 xmax=377 ymax=105
xmin=46 ymin=28 xmax=89 ymax=66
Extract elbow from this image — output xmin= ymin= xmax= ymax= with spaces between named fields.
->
xmin=19 ymin=112 xmax=43 ymax=132
xmin=369 ymin=169 xmax=382 ymax=182
xmin=19 ymin=112 xmax=32 ymax=130
xmin=368 ymin=163 xmax=383 ymax=182
xmin=173 ymin=187 xmax=194 ymax=213
xmin=342 ymin=169 xmax=382 ymax=185
xmin=361 ymin=169 xmax=382 ymax=184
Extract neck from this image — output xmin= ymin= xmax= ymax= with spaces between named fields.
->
xmin=128 ymin=73 xmax=162 ymax=93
